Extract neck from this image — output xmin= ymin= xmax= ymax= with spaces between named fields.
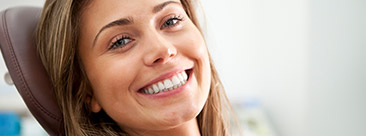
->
xmin=128 ymin=118 xmax=201 ymax=136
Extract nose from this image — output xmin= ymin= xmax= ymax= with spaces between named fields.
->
xmin=142 ymin=31 xmax=177 ymax=66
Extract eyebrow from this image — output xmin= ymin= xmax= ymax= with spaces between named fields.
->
xmin=92 ymin=0 xmax=180 ymax=46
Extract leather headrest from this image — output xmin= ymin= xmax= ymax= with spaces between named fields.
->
xmin=0 ymin=7 xmax=64 ymax=135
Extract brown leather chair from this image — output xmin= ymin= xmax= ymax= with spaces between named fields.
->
xmin=0 ymin=7 xmax=64 ymax=135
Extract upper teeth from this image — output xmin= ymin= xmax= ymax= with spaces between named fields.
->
xmin=143 ymin=71 xmax=188 ymax=94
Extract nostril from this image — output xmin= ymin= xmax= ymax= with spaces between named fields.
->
xmin=148 ymin=47 xmax=176 ymax=65
xmin=168 ymin=48 xmax=176 ymax=57
xmin=153 ymin=58 xmax=161 ymax=63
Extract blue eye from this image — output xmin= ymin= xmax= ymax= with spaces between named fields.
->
xmin=161 ymin=16 xmax=183 ymax=29
xmin=109 ymin=36 xmax=132 ymax=50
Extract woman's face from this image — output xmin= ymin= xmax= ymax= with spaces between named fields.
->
xmin=78 ymin=0 xmax=211 ymax=132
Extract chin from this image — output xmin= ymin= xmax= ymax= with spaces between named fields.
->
xmin=162 ymin=104 xmax=201 ymax=127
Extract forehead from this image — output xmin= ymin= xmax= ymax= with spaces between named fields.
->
xmin=79 ymin=0 xmax=183 ymax=41
xmin=82 ymin=0 xmax=181 ymax=22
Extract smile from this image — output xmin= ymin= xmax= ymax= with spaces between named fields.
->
xmin=139 ymin=69 xmax=191 ymax=95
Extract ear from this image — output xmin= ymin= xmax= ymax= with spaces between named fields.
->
xmin=90 ymin=95 xmax=102 ymax=113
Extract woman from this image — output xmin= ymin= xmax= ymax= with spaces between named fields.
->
xmin=37 ymin=0 xmax=234 ymax=135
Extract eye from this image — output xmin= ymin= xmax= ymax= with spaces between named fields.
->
xmin=109 ymin=36 xmax=132 ymax=50
xmin=161 ymin=15 xmax=183 ymax=29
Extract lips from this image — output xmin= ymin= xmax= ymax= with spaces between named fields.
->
xmin=138 ymin=69 xmax=192 ymax=95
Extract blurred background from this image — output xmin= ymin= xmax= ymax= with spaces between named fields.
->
xmin=0 ymin=0 xmax=365 ymax=136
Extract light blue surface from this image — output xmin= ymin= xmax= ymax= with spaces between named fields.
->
xmin=0 ymin=112 xmax=21 ymax=136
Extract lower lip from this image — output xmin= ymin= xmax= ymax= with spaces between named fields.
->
xmin=138 ymin=70 xmax=193 ymax=99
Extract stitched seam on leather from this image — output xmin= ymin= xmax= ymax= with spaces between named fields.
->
xmin=2 ymin=9 xmax=61 ymax=122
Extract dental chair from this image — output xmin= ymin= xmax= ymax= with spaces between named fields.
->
xmin=0 ymin=7 xmax=64 ymax=135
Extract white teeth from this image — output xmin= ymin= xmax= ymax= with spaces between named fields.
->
xmin=148 ymin=88 xmax=154 ymax=94
xmin=144 ymin=89 xmax=149 ymax=94
xmin=182 ymin=71 xmax=188 ymax=81
xmin=164 ymin=79 xmax=173 ymax=90
xmin=158 ymin=82 xmax=165 ymax=91
xmin=178 ymin=73 xmax=184 ymax=83
xmin=172 ymin=76 xmax=180 ymax=89
xmin=152 ymin=84 xmax=159 ymax=93
xmin=142 ymin=70 xmax=189 ymax=94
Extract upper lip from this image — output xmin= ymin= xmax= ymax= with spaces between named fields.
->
xmin=138 ymin=68 xmax=192 ymax=91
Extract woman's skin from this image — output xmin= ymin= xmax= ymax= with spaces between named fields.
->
xmin=78 ymin=0 xmax=211 ymax=135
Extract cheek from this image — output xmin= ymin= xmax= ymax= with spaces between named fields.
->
xmin=85 ymin=56 xmax=139 ymax=105
xmin=175 ymin=26 xmax=211 ymax=105
xmin=177 ymin=27 xmax=210 ymax=81
xmin=172 ymin=26 xmax=209 ymax=66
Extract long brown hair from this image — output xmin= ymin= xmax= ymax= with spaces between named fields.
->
xmin=37 ymin=0 xmax=233 ymax=135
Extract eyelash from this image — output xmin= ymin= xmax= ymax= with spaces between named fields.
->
xmin=161 ymin=15 xmax=184 ymax=29
xmin=108 ymin=15 xmax=184 ymax=51
xmin=109 ymin=35 xmax=132 ymax=50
